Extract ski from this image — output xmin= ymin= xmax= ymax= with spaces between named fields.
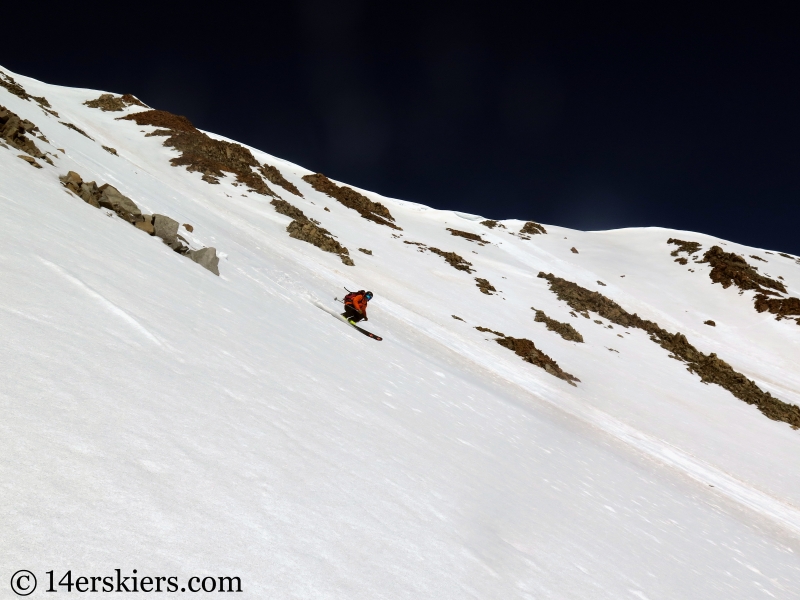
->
xmin=346 ymin=321 xmax=383 ymax=341
xmin=314 ymin=301 xmax=383 ymax=341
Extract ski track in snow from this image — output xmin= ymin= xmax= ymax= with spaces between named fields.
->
xmin=40 ymin=257 xmax=162 ymax=346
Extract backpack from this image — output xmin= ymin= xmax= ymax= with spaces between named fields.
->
xmin=344 ymin=290 xmax=365 ymax=305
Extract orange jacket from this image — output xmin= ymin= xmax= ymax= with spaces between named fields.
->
xmin=345 ymin=292 xmax=368 ymax=317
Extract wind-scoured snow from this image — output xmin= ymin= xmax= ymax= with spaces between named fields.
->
xmin=2 ymin=67 xmax=800 ymax=598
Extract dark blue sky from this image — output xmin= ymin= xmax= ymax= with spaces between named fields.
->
xmin=3 ymin=2 xmax=799 ymax=254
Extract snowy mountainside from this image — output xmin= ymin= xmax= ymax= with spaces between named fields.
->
xmin=2 ymin=66 xmax=800 ymax=598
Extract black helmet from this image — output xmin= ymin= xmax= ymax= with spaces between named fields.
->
xmin=365 ymin=291 xmax=373 ymax=300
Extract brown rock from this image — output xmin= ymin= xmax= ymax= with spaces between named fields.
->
xmin=98 ymin=185 xmax=142 ymax=223
xmin=520 ymin=221 xmax=547 ymax=235
xmin=183 ymin=223 xmax=194 ymax=232
xmin=135 ymin=215 xmax=155 ymax=235
xmin=187 ymin=247 xmax=220 ymax=275
xmin=18 ymin=155 xmax=41 ymax=168
xmin=153 ymin=214 xmax=179 ymax=244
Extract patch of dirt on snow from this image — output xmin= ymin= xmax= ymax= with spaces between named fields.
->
xmin=358 ymin=248 xmax=372 ymax=255
xmin=103 ymin=145 xmax=118 ymax=156
xmin=259 ymin=164 xmax=302 ymax=197
xmin=270 ymin=198 xmax=309 ymax=222
xmin=270 ymin=199 xmax=353 ymax=266
xmin=84 ymin=93 xmax=147 ymax=111
xmin=481 ymin=220 xmax=505 ymax=229
xmin=403 ymin=241 xmax=473 ymax=271
xmin=452 ymin=315 xmax=465 ymax=321
xmin=475 ymin=278 xmax=497 ymax=295
xmin=700 ymin=246 xmax=785 ymax=295
xmin=700 ymin=246 xmax=800 ymax=323
xmin=0 ymin=70 xmax=56 ymax=114
xmin=447 ymin=228 xmax=486 ymax=243
xmin=59 ymin=121 xmax=93 ymax=140
xmin=122 ymin=110 xmax=196 ymax=132
xmin=476 ymin=326 xmax=580 ymax=386
xmin=428 ymin=247 xmax=474 ymax=273
xmin=753 ymin=296 xmax=800 ymax=323
xmin=520 ymin=221 xmax=547 ymax=235
xmin=0 ymin=106 xmax=51 ymax=163
xmin=532 ymin=308 xmax=584 ymax=343
xmin=668 ymin=238 xmax=702 ymax=262
xmin=121 ymin=110 xmax=275 ymax=195
xmin=302 ymin=173 xmax=400 ymax=230
xmin=538 ymin=271 xmax=800 ymax=428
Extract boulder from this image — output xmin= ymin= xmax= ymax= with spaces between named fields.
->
xmin=187 ymin=247 xmax=220 ymax=276
xmin=135 ymin=214 xmax=155 ymax=235
xmin=153 ymin=214 xmax=179 ymax=244
xmin=60 ymin=171 xmax=83 ymax=189
xmin=18 ymin=155 xmax=41 ymax=168
xmin=79 ymin=181 xmax=100 ymax=207
xmin=98 ymin=184 xmax=142 ymax=223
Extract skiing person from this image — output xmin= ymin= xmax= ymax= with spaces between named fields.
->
xmin=342 ymin=290 xmax=373 ymax=324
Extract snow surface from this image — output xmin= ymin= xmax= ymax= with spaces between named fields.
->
xmin=2 ymin=67 xmax=800 ymax=598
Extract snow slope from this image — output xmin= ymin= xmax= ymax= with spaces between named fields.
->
xmin=2 ymin=67 xmax=800 ymax=598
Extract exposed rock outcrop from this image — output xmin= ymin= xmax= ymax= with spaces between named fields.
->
xmin=447 ymin=228 xmax=486 ymax=243
xmin=302 ymin=173 xmax=400 ymax=230
xmin=187 ymin=247 xmax=220 ymax=276
xmin=98 ymin=184 xmax=143 ymax=224
xmin=520 ymin=221 xmax=547 ymax=235
xmin=476 ymin=326 xmax=579 ymax=386
xmin=532 ymin=308 xmax=584 ymax=343
xmin=153 ymin=214 xmax=180 ymax=246
xmin=538 ymin=271 xmax=800 ymax=428
xmin=699 ymin=246 xmax=800 ymax=324
xmin=59 ymin=171 xmax=220 ymax=275
xmin=402 ymin=240 xmax=474 ymax=273
xmin=428 ymin=247 xmax=474 ymax=273
xmin=259 ymin=164 xmax=302 ymax=197
xmin=668 ymin=238 xmax=702 ymax=260
xmin=120 ymin=110 xmax=276 ymax=196
xmin=84 ymin=93 xmax=147 ymax=111
xmin=59 ymin=121 xmax=93 ymax=139
xmin=271 ymin=198 xmax=309 ymax=222
xmin=287 ymin=221 xmax=354 ymax=266
xmin=700 ymin=246 xmax=785 ymax=295
xmin=18 ymin=155 xmax=41 ymax=168
xmin=0 ymin=70 xmax=56 ymax=114
xmin=480 ymin=220 xmax=505 ymax=229
xmin=0 ymin=105 xmax=51 ymax=164
xmin=270 ymin=199 xmax=353 ymax=266
xmin=475 ymin=278 xmax=497 ymax=295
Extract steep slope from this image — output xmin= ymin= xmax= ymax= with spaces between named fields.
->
xmin=2 ymin=66 xmax=800 ymax=598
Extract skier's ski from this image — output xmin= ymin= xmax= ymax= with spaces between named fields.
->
xmin=313 ymin=301 xmax=383 ymax=341
xmin=346 ymin=320 xmax=383 ymax=341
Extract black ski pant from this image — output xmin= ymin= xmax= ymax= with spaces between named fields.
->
xmin=342 ymin=306 xmax=365 ymax=323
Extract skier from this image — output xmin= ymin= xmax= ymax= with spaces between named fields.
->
xmin=342 ymin=290 xmax=373 ymax=324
